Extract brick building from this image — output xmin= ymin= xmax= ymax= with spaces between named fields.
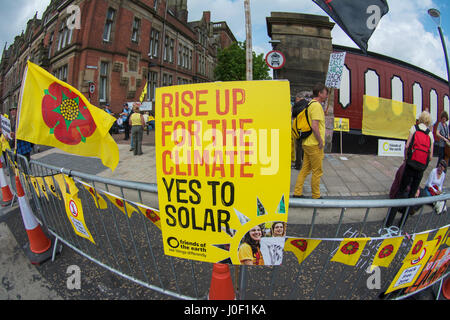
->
xmin=0 ymin=0 xmax=236 ymax=115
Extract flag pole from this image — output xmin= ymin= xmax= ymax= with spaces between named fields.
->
xmin=14 ymin=60 xmax=29 ymax=159
xmin=244 ymin=0 xmax=252 ymax=81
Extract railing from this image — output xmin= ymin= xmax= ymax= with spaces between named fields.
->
xmin=4 ymin=149 xmax=449 ymax=300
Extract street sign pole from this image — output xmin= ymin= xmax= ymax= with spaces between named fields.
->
xmin=244 ymin=0 xmax=252 ymax=81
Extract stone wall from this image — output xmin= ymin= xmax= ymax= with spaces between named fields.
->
xmin=266 ymin=12 xmax=334 ymax=96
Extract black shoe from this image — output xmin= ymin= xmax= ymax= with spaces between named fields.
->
xmin=292 ymin=195 xmax=305 ymax=198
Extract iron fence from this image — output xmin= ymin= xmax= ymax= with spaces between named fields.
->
xmin=4 ymin=149 xmax=449 ymax=300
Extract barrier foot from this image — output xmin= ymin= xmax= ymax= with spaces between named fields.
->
xmin=1 ymin=200 xmax=12 ymax=207
xmin=23 ymin=236 xmax=61 ymax=266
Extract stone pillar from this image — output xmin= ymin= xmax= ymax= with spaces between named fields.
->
xmin=267 ymin=12 xmax=335 ymax=152
xmin=266 ymin=12 xmax=335 ymax=93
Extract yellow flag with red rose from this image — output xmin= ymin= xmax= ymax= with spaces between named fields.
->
xmin=16 ymin=60 xmax=119 ymax=171
xmin=284 ymin=238 xmax=322 ymax=265
xmin=370 ymin=236 xmax=404 ymax=270
xmin=331 ymin=238 xmax=370 ymax=266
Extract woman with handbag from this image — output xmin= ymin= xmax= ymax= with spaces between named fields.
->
xmin=424 ymin=160 xmax=446 ymax=197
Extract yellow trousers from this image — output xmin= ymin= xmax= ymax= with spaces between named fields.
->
xmin=293 ymin=145 xmax=324 ymax=199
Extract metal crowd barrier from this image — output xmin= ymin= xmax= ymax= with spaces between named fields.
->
xmin=4 ymin=149 xmax=449 ymax=300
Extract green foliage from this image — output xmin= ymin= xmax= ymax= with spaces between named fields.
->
xmin=214 ymin=41 xmax=271 ymax=81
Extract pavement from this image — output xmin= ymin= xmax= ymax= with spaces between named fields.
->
xmin=1 ymin=130 xmax=449 ymax=300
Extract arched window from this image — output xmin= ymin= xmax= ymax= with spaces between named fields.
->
xmin=430 ymin=89 xmax=438 ymax=124
xmin=444 ymin=95 xmax=450 ymax=126
xmin=365 ymin=69 xmax=379 ymax=97
xmin=412 ymin=82 xmax=422 ymax=119
xmin=339 ymin=64 xmax=351 ymax=108
xmin=444 ymin=95 xmax=449 ymax=116
xmin=391 ymin=76 xmax=403 ymax=102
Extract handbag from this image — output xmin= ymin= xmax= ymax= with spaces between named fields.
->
xmin=427 ymin=184 xmax=440 ymax=196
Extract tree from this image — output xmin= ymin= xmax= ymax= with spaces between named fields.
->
xmin=214 ymin=41 xmax=271 ymax=81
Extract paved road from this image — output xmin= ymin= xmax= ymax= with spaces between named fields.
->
xmin=0 ymin=130 xmax=448 ymax=301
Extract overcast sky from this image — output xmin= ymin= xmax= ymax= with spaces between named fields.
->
xmin=1 ymin=0 xmax=450 ymax=80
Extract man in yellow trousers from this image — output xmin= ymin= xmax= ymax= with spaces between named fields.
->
xmin=292 ymin=83 xmax=328 ymax=199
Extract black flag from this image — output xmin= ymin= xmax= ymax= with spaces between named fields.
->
xmin=313 ymin=0 xmax=389 ymax=54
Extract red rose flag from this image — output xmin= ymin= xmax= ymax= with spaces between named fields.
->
xmin=16 ymin=61 xmax=119 ymax=171
xmin=370 ymin=236 xmax=403 ymax=270
xmin=331 ymin=238 xmax=370 ymax=266
xmin=284 ymin=238 xmax=321 ymax=265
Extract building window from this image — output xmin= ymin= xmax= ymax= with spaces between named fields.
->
xmin=57 ymin=18 xmax=73 ymax=51
xmin=149 ymin=71 xmax=158 ymax=100
xmin=364 ymin=69 xmax=379 ymax=97
xmin=131 ymin=18 xmax=140 ymax=43
xmin=412 ymin=82 xmax=423 ymax=119
xmin=391 ymin=76 xmax=403 ymax=102
xmin=129 ymin=54 xmax=138 ymax=72
xmin=430 ymin=89 xmax=438 ymax=125
xmin=54 ymin=65 xmax=68 ymax=82
xmin=150 ymin=29 xmax=160 ymax=58
xmin=99 ymin=62 xmax=109 ymax=102
xmin=169 ymin=38 xmax=174 ymax=63
xmin=189 ymin=49 xmax=192 ymax=70
xmin=163 ymin=36 xmax=169 ymax=61
xmin=444 ymin=95 xmax=450 ymax=119
xmin=103 ymin=8 xmax=115 ymax=42
xmin=339 ymin=64 xmax=351 ymax=108
xmin=48 ymin=33 xmax=54 ymax=58
xmin=153 ymin=0 xmax=159 ymax=10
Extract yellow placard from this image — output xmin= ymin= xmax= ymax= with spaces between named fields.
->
xmin=385 ymin=239 xmax=438 ymax=294
xmin=155 ymin=81 xmax=291 ymax=264
xmin=333 ymin=117 xmax=349 ymax=132
xmin=55 ymin=175 xmax=95 ymax=244
xmin=362 ymin=95 xmax=416 ymax=140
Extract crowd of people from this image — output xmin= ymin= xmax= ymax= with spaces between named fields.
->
xmin=289 ymin=82 xmax=447 ymax=227
xmin=105 ymin=102 xmax=156 ymax=156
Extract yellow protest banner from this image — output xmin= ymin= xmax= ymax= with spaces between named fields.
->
xmin=155 ymin=80 xmax=291 ymax=264
xmin=55 ymin=175 xmax=95 ymax=244
xmin=385 ymin=239 xmax=438 ymax=294
xmin=362 ymin=95 xmax=416 ymax=140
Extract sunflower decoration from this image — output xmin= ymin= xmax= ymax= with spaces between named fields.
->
xmin=42 ymin=82 xmax=96 ymax=145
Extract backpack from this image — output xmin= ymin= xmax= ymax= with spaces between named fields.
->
xmin=406 ymin=124 xmax=431 ymax=171
xmin=292 ymin=100 xmax=313 ymax=140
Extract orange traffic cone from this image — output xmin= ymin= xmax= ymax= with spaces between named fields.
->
xmin=208 ymin=263 xmax=235 ymax=300
xmin=442 ymin=276 xmax=450 ymax=300
xmin=0 ymin=161 xmax=13 ymax=204
xmin=15 ymin=176 xmax=52 ymax=264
